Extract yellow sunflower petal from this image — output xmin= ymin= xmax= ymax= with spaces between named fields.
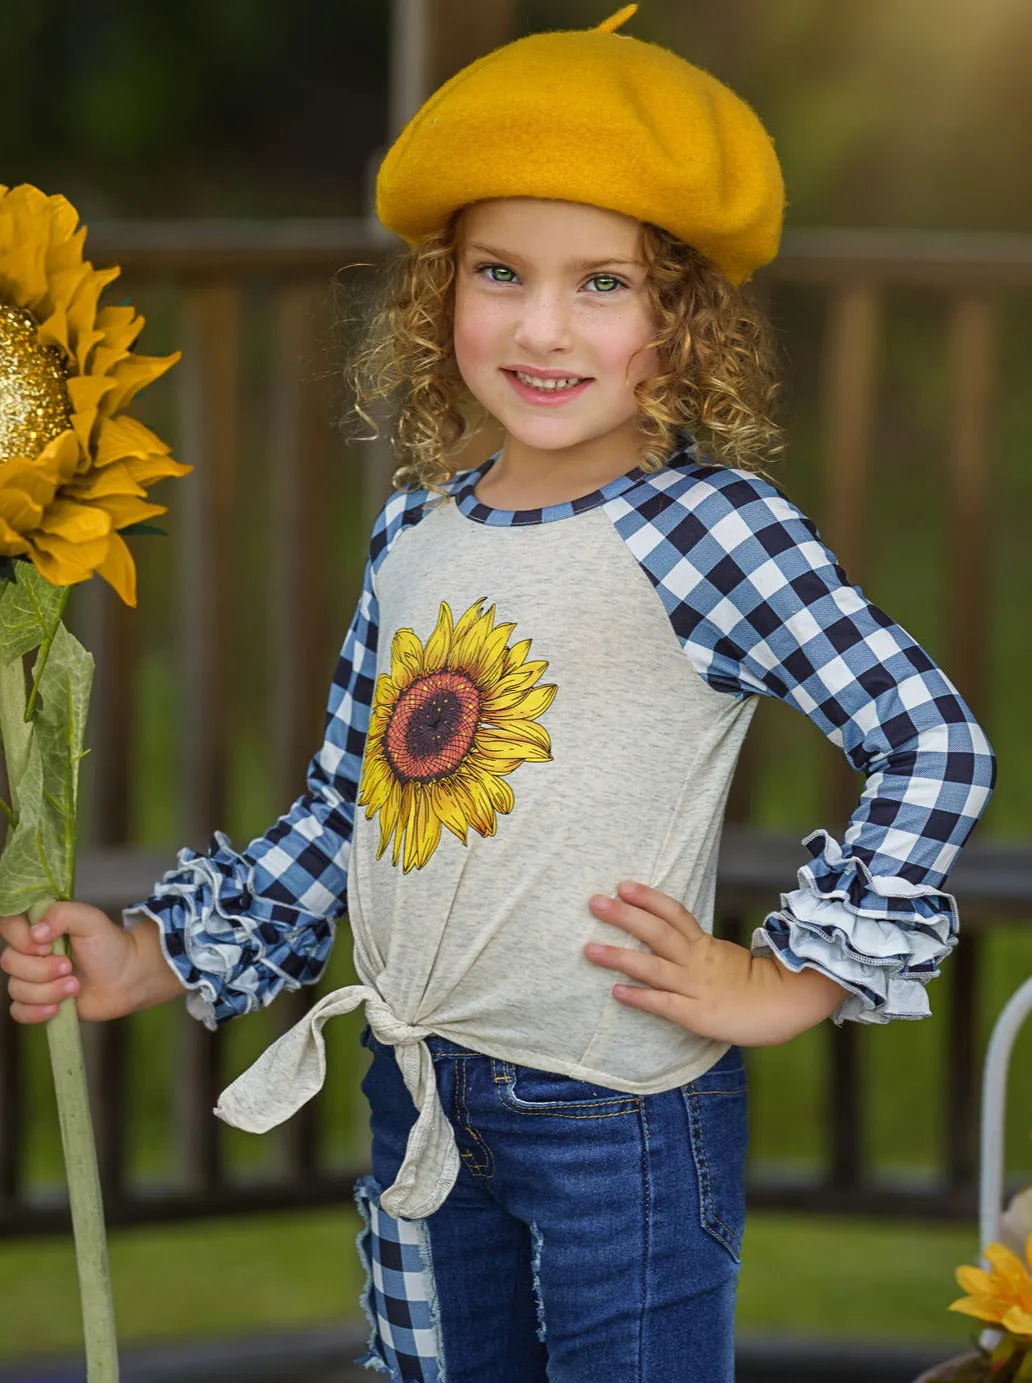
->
xmin=94 ymin=530 xmax=137 ymax=606
xmin=477 ymin=725 xmax=553 ymax=763
xmin=67 ymin=375 xmax=116 ymax=452
xmin=489 ymin=660 xmax=550 ymax=697
xmin=359 ymin=759 xmax=394 ymax=817
xmin=37 ymin=498 xmax=111 ymax=543
xmin=0 ymin=449 xmax=64 ymax=532
xmin=101 ymin=497 xmax=167 ymax=529
xmin=29 ymin=532 xmax=110 ymax=588
xmin=102 ymin=351 xmax=180 ymax=416
xmin=463 ymin=774 xmax=499 ymax=838
xmin=948 ymin=1296 xmax=1006 ymax=1323
xmin=985 ymin=1243 xmax=1030 ymax=1290
xmin=392 ymin=785 xmax=414 ymax=868
xmin=94 ymin=414 xmax=171 ymax=468
xmin=451 ymin=604 xmax=500 ymax=671
xmin=955 ymin=1266 xmax=993 ymax=1295
xmin=35 ymin=303 xmax=71 ymax=357
xmin=373 ymin=672 xmax=401 ymax=708
xmin=41 ymin=263 xmax=93 ymax=324
xmin=382 ymin=778 xmax=404 ymax=850
xmin=0 ymin=484 xmax=46 ymax=536
xmin=483 ymin=775 xmax=515 ymax=815
xmin=503 ymin=637 xmax=532 ymax=670
xmin=408 ymin=787 xmax=441 ymax=872
xmin=94 ymin=304 xmax=144 ymax=355
xmin=67 ymin=264 xmax=120 ymax=372
xmin=1002 ymin=1306 xmax=1032 ymax=1338
xmin=484 ymin=719 xmax=550 ymax=752
xmin=422 ymin=602 xmax=454 ymax=675
xmin=0 ymin=519 xmax=31 ymax=554
xmin=430 ymin=780 xmax=472 ymax=844
xmin=390 ymin=627 xmax=425 ymax=687
xmin=26 ymin=428 xmax=81 ymax=482
xmin=465 ymin=620 xmax=515 ymax=684
xmin=121 ymin=454 xmax=192 ymax=485
xmin=69 ymin=459 xmax=146 ymax=500
xmin=452 ymin=597 xmax=487 ymax=644
xmin=0 ymin=239 xmax=47 ymax=307
xmin=505 ymin=682 xmax=558 ymax=721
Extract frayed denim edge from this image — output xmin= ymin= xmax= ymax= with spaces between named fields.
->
xmin=353 ymin=1175 xmax=391 ymax=1376
xmin=529 ymin=1222 xmax=547 ymax=1343
xmin=412 ymin=1209 xmax=447 ymax=1382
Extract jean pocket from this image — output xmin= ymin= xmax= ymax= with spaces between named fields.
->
xmin=495 ymin=1060 xmax=639 ymax=1116
xmin=681 ymin=1047 xmax=748 ymax=1262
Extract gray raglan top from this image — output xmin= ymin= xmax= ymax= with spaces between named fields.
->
xmin=128 ymin=436 xmax=996 ymax=1219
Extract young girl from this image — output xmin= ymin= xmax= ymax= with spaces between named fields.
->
xmin=0 ymin=8 xmax=996 ymax=1380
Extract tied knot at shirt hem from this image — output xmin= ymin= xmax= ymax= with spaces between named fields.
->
xmin=213 ymin=985 xmax=460 ymax=1221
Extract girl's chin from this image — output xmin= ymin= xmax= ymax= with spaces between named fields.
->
xmin=496 ymin=421 xmax=635 ymax=460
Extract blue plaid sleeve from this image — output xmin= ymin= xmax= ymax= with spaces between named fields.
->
xmin=604 ymin=458 xmax=997 ymax=1025
xmin=126 ymin=486 xmax=434 ymax=1028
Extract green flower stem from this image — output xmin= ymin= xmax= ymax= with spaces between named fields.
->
xmin=0 ymin=648 xmax=118 ymax=1382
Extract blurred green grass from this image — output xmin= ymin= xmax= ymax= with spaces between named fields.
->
xmin=3 ymin=282 xmax=1031 ymax=1357
xmin=0 ymin=1209 xmax=990 ymax=1361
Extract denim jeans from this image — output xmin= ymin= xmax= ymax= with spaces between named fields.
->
xmin=353 ymin=1027 xmax=748 ymax=1382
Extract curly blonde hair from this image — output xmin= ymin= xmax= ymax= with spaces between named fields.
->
xmin=345 ymin=206 xmax=784 ymax=492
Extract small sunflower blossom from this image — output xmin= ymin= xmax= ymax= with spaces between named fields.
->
xmin=0 ymin=183 xmax=189 ymax=605
xmin=358 ymin=596 xmax=557 ymax=873
xmin=950 ymin=1237 xmax=1032 ymax=1341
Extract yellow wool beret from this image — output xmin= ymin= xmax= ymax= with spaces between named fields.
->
xmin=376 ymin=5 xmax=785 ymax=285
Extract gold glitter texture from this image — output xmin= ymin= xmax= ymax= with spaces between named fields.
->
xmin=0 ymin=184 xmax=189 ymax=605
xmin=0 ymin=305 xmax=71 ymax=465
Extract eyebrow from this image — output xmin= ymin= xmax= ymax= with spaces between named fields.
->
xmin=464 ymin=241 xmax=644 ymax=271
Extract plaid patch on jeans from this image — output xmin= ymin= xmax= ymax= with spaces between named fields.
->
xmin=354 ymin=1176 xmax=441 ymax=1381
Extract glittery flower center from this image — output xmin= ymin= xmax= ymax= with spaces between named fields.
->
xmin=384 ymin=670 xmax=481 ymax=783
xmin=0 ymin=305 xmax=72 ymax=466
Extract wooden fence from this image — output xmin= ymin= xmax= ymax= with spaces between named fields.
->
xmin=0 ymin=221 xmax=1029 ymax=1237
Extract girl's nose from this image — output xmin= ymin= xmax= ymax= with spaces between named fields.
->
xmin=511 ymin=290 xmax=574 ymax=354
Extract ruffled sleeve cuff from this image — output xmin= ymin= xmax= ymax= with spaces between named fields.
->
xmin=123 ymin=831 xmax=338 ymax=1030
xmin=750 ymin=829 xmax=959 ymax=1025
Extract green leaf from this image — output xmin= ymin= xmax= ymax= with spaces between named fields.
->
xmin=0 ymin=557 xmax=17 ymax=587
xmin=33 ymin=622 xmax=94 ymax=854
xmin=0 ymin=731 xmax=66 ymax=911
xmin=0 ymin=624 xmax=93 ymax=913
xmin=0 ymin=561 xmax=66 ymax=661
xmin=120 ymin=522 xmax=167 ymax=537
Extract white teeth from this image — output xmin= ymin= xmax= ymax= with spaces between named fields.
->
xmin=512 ymin=371 xmax=585 ymax=392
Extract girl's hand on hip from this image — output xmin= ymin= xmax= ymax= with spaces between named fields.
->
xmin=584 ymin=881 xmax=848 ymax=1047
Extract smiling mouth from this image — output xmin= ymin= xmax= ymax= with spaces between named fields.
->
xmin=505 ymin=369 xmax=591 ymax=393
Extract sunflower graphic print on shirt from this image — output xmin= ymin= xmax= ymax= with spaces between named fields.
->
xmin=358 ymin=597 xmax=558 ymax=873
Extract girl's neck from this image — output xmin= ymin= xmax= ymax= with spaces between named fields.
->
xmin=475 ymin=432 xmax=648 ymax=511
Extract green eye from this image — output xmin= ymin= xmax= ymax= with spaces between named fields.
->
xmin=483 ymin=265 xmax=516 ymax=282
xmin=590 ymin=275 xmax=622 ymax=293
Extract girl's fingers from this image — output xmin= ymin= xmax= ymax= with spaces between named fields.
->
xmin=615 ymin=881 xmax=705 ymax=939
xmin=584 ymin=942 xmax=697 ymax=998
xmin=9 ymin=1001 xmax=59 ymax=1025
xmin=0 ymin=914 xmax=52 ymax=956
xmin=0 ymin=948 xmax=72 ymax=983
xmin=588 ymin=891 xmax=696 ymax=962
xmin=610 ymin=981 xmax=701 ymax=1029
xmin=7 ymin=975 xmax=79 ymax=1009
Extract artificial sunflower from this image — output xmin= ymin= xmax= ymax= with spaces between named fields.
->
xmin=359 ymin=596 xmax=557 ymax=873
xmin=0 ymin=183 xmax=189 ymax=606
xmin=950 ymin=1237 xmax=1032 ymax=1339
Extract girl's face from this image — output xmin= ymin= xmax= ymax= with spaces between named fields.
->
xmin=453 ymin=198 xmax=658 ymax=474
